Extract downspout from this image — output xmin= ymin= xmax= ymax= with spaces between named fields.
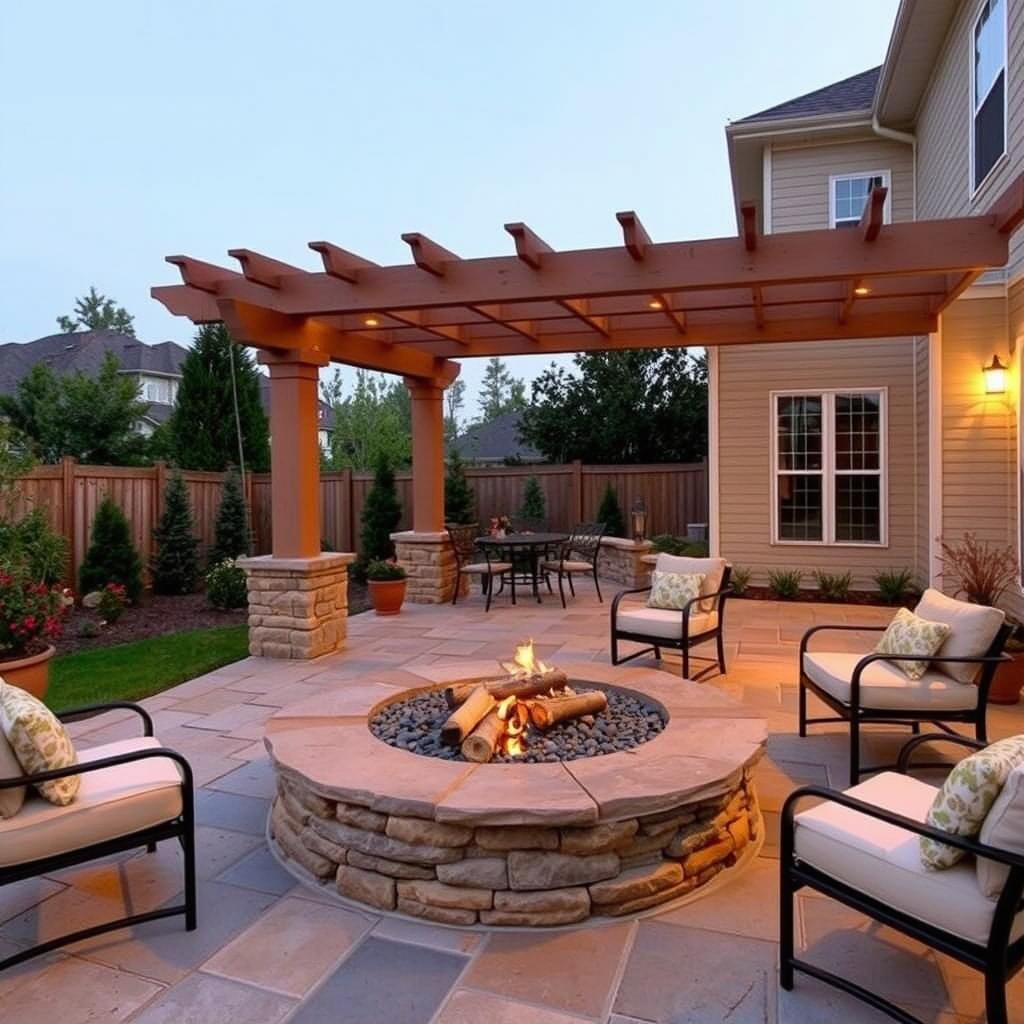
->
xmin=871 ymin=114 xmax=917 ymax=219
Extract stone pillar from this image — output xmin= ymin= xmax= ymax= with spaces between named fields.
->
xmin=405 ymin=378 xmax=445 ymax=533
xmin=391 ymin=531 xmax=461 ymax=604
xmin=240 ymin=553 xmax=354 ymax=659
xmin=598 ymin=538 xmax=655 ymax=588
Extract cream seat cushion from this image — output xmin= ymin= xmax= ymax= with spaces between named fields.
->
xmin=915 ymin=588 xmax=1006 ymax=685
xmin=616 ymin=605 xmax=718 ymax=641
xmin=460 ymin=561 xmax=513 ymax=574
xmin=541 ymin=559 xmax=594 ymax=573
xmin=655 ymin=554 xmax=726 ymax=612
xmin=0 ymin=729 xmax=26 ymax=819
xmin=0 ymin=737 xmax=184 ymax=868
xmin=803 ymin=651 xmax=978 ymax=711
xmin=977 ymin=761 xmax=1024 ymax=897
xmin=795 ymin=771 xmax=1024 ymax=946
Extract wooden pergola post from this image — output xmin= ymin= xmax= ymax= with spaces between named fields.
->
xmin=406 ymin=378 xmax=446 ymax=533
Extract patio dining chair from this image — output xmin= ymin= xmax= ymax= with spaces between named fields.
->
xmin=541 ymin=521 xmax=607 ymax=608
xmin=446 ymin=523 xmax=513 ymax=612
xmin=798 ymin=588 xmax=1012 ymax=786
xmin=780 ymin=732 xmax=1024 ymax=1024
xmin=0 ymin=700 xmax=196 ymax=971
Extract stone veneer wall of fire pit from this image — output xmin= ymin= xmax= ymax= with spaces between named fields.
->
xmin=264 ymin=663 xmax=767 ymax=927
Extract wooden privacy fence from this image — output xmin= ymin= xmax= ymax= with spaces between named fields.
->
xmin=14 ymin=458 xmax=707 ymax=580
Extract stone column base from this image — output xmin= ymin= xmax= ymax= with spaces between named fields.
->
xmin=391 ymin=531 xmax=464 ymax=604
xmin=599 ymin=538 xmax=655 ymax=588
xmin=239 ymin=553 xmax=355 ymax=659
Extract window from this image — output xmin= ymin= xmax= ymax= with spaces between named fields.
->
xmin=972 ymin=0 xmax=1006 ymax=191
xmin=829 ymin=172 xmax=890 ymax=228
xmin=773 ymin=390 xmax=886 ymax=545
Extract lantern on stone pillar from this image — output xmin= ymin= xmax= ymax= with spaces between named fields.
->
xmin=631 ymin=498 xmax=647 ymax=542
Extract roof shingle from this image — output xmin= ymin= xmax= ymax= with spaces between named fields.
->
xmin=733 ymin=66 xmax=881 ymax=125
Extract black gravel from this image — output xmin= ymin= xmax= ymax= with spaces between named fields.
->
xmin=368 ymin=685 xmax=666 ymax=763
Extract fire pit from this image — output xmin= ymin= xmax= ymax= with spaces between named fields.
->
xmin=265 ymin=655 xmax=766 ymax=928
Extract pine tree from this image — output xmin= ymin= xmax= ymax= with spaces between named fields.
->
xmin=79 ymin=497 xmax=144 ymax=601
xmin=360 ymin=455 xmax=402 ymax=562
xmin=477 ymin=357 xmax=527 ymax=424
xmin=596 ymin=484 xmax=626 ymax=538
xmin=168 ymin=323 xmax=270 ymax=472
xmin=57 ymin=286 xmax=135 ymax=336
xmin=444 ymin=450 xmax=475 ymax=525
xmin=151 ymin=472 xmax=201 ymax=595
xmin=519 ymin=476 xmax=546 ymax=521
xmin=211 ymin=467 xmax=249 ymax=563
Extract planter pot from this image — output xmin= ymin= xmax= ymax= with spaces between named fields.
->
xmin=989 ymin=651 xmax=1024 ymax=705
xmin=368 ymin=579 xmax=406 ymax=616
xmin=0 ymin=645 xmax=56 ymax=700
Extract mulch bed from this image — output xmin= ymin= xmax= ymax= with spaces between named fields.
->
xmin=736 ymin=586 xmax=914 ymax=608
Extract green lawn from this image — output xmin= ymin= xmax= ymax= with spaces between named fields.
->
xmin=48 ymin=625 xmax=250 ymax=712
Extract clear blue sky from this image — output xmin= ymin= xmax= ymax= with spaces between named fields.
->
xmin=1 ymin=0 xmax=899 ymax=417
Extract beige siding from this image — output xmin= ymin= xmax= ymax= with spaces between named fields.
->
xmin=914 ymin=336 xmax=931 ymax=587
xmin=718 ymin=338 xmax=920 ymax=590
xmin=770 ymin=138 xmax=914 ymax=232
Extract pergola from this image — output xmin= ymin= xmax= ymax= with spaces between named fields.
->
xmin=153 ymin=176 xmax=1024 ymax=563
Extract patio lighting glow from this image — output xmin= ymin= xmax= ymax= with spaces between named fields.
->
xmin=648 ymin=299 xmax=663 ymax=309
xmin=983 ymin=353 xmax=1008 ymax=394
xmin=854 ymin=285 xmax=871 ymax=296
xmin=364 ymin=316 xmax=379 ymax=327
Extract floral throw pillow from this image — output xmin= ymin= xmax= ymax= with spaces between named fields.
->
xmin=874 ymin=607 xmax=951 ymax=681
xmin=648 ymin=571 xmax=705 ymax=611
xmin=0 ymin=679 xmax=79 ymax=806
xmin=920 ymin=734 xmax=1024 ymax=870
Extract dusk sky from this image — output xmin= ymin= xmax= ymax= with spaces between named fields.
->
xmin=1 ymin=0 xmax=899 ymax=419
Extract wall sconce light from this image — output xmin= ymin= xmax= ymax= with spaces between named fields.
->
xmin=631 ymin=497 xmax=647 ymax=542
xmin=983 ymin=353 xmax=1008 ymax=395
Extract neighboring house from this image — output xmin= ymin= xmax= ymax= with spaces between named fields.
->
xmin=452 ymin=412 xmax=542 ymax=465
xmin=717 ymin=0 xmax=1022 ymax=616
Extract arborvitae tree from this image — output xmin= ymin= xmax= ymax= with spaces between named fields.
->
xmin=79 ymin=497 xmax=144 ymax=601
xmin=596 ymin=483 xmax=626 ymax=538
xmin=444 ymin=450 xmax=475 ymax=525
xmin=211 ymin=468 xmax=249 ymax=563
xmin=360 ymin=455 xmax=402 ymax=562
xmin=519 ymin=476 xmax=546 ymax=521
xmin=151 ymin=471 xmax=200 ymax=595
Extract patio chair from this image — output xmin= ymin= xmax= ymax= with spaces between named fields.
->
xmin=780 ymin=733 xmax=1024 ymax=1024
xmin=798 ymin=588 xmax=1012 ymax=786
xmin=0 ymin=700 xmax=196 ymax=971
xmin=446 ymin=523 xmax=513 ymax=612
xmin=610 ymin=553 xmax=732 ymax=679
xmin=541 ymin=521 xmax=607 ymax=608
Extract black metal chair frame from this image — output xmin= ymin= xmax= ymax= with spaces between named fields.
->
xmin=798 ymin=622 xmax=1013 ymax=786
xmin=0 ymin=701 xmax=197 ymax=972
xmin=610 ymin=565 xmax=733 ymax=679
xmin=545 ymin=522 xmax=607 ymax=609
xmin=781 ymin=733 xmax=1024 ymax=1024
xmin=447 ymin=523 xmax=514 ymax=612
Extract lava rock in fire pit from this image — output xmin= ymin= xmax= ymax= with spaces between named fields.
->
xmin=369 ymin=686 xmax=665 ymax=762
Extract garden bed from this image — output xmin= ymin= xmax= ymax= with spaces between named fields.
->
xmin=734 ymin=586 xmax=914 ymax=608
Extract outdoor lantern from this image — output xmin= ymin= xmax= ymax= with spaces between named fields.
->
xmin=631 ymin=498 xmax=647 ymax=542
xmin=984 ymin=354 xmax=1008 ymax=395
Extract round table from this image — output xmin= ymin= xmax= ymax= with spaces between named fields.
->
xmin=476 ymin=532 xmax=568 ymax=603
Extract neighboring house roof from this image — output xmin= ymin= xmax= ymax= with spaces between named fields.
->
xmin=733 ymin=66 xmax=881 ymax=125
xmin=453 ymin=412 xmax=541 ymax=463
xmin=258 ymin=378 xmax=335 ymax=433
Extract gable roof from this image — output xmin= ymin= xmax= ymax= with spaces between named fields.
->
xmin=453 ymin=412 xmax=541 ymax=463
xmin=733 ymin=66 xmax=881 ymax=125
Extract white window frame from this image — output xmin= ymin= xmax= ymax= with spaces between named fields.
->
xmin=770 ymin=388 xmax=888 ymax=547
xmin=969 ymin=0 xmax=1008 ymax=198
xmin=828 ymin=170 xmax=892 ymax=229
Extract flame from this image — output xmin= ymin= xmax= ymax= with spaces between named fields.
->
xmin=511 ymin=638 xmax=549 ymax=678
xmin=496 ymin=694 xmax=528 ymax=758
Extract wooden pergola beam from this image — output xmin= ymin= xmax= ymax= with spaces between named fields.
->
xmin=740 ymin=202 xmax=758 ymax=252
xmin=992 ymin=175 xmax=1024 ymax=234
xmin=617 ymin=210 xmax=652 ymax=261
xmin=228 ymin=249 xmax=306 ymax=289
xmin=385 ymin=308 xmax=467 ymax=345
xmin=505 ymin=222 xmax=553 ymax=269
xmin=309 ymin=241 xmax=379 ymax=283
xmin=558 ymin=298 xmax=610 ymax=338
xmin=470 ymin=303 xmax=537 ymax=342
xmin=166 ymin=255 xmax=241 ymax=294
xmin=752 ymin=286 xmax=765 ymax=328
xmin=402 ymin=233 xmax=459 ymax=277
xmin=650 ymin=293 xmax=687 ymax=334
xmin=860 ymin=186 xmax=887 ymax=242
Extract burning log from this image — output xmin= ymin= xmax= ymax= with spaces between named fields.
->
xmin=461 ymin=708 xmax=507 ymax=763
xmin=440 ymin=686 xmax=495 ymax=746
xmin=444 ymin=668 xmax=570 ymax=708
xmin=530 ymin=690 xmax=608 ymax=729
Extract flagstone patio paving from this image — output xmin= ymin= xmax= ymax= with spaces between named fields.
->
xmin=2 ymin=584 xmax=1023 ymax=1023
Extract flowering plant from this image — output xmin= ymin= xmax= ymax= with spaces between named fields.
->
xmin=0 ymin=569 xmax=68 ymax=658
xmin=97 ymin=582 xmax=129 ymax=624
xmin=489 ymin=515 xmax=512 ymax=537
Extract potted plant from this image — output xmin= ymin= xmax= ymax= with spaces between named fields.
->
xmin=0 ymin=569 xmax=69 ymax=699
xmin=366 ymin=559 xmax=407 ymax=616
xmin=938 ymin=533 xmax=1023 ymax=704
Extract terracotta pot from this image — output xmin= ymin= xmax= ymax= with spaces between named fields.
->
xmin=989 ymin=651 xmax=1024 ymax=705
xmin=0 ymin=645 xmax=56 ymax=700
xmin=368 ymin=579 xmax=406 ymax=616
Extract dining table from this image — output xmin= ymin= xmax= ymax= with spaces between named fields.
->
xmin=475 ymin=531 xmax=569 ymax=604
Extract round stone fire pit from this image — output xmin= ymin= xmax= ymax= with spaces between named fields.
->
xmin=264 ymin=662 xmax=766 ymax=928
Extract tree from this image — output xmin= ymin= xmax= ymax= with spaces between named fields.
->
xmin=519 ymin=476 xmax=546 ymax=521
xmin=79 ymin=497 xmax=143 ymax=601
xmin=210 ymin=468 xmax=249 ymax=563
xmin=151 ymin=471 xmax=200 ymax=595
xmin=477 ymin=358 xmax=527 ymax=424
xmin=0 ymin=354 xmax=150 ymax=464
xmin=322 ymin=369 xmax=411 ymax=470
xmin=444 ymin=379 xmax=466 ymax=446
xmin=520 ymin=350 xmax=708 ymax=464
xmin=597 ymin=484 xmax=626 ymax=538
xmin=444 ymin=450 xmax=475 ymax=525
xmin=360 ymin=455 xmax=402 ymax=563
xmin=57 ymin=287 xmax=135 ymax=336
xmin=168 ymin=323 xmax=270 ymax=472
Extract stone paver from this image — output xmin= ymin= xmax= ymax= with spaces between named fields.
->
xmin=4 ymin=586 xmax=1021 ymax=1022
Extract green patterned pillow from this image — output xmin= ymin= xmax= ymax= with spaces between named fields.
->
xmin=648 ymin=571 xmax=705 ymax=611
xmin=0 ymin=680 xmax=79 ymax=806
xmin=920 ymin=734 xmax=1024 ymax=870
xmin=874 ymin=607 xmax=951 ymax=680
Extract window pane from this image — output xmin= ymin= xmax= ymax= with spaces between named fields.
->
xmin=835 ymin=392 xmax=881 ymax=471
xmin=975 ymin=0 xmax=1006 ymax=106
xmin=777 ymin=395 xmax=822 ymax=471
xmin=778 ymin=475 xmax=823 ymax=541
xmin=835 ymin=475 xmax=881 ymax=543
xmin=833 ymin=175 xmax=880 ymax=226
xmin=974 ymin=72 xmax=1005 ymax=187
